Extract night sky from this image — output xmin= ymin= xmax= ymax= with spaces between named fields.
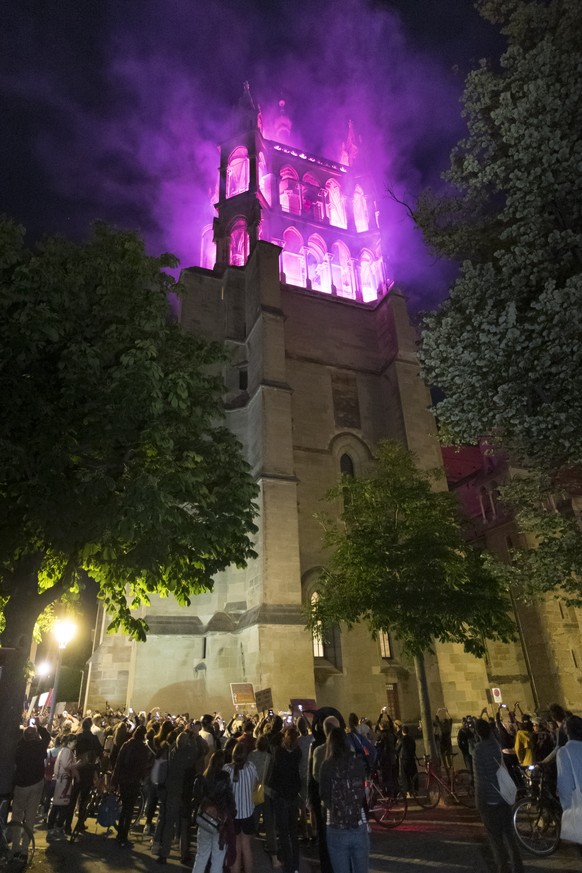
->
xmin=1 ymin=0 xmax=504 ymax=310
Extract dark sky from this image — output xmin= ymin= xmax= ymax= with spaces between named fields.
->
xmin=0 ymin=0 xmax=504 ymax=310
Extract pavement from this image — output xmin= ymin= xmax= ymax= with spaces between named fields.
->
xmin=28 ymin=801 xmax=582 ymax=873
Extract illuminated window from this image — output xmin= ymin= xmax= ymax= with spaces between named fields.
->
xmin=311 ymin=592 xmax=324 ymax=657
xmin=325 ymin=179 xmax=347 ymax=229
xmin=229 ymin=219 xmax=249 ymax=266
xmin=353 ymin=185 xmax=369 ymax=232
xmin=226 ymin=147 xmax=249 ymax=199
xmin=200 ymin=224 xmax=216 ymax=270
xmin=258 ymin=152 xmax=271 ymax=205
xmin=302 ymin=173 xmax=323 ymax=220
xmin=279 ymin=166 xmax=301 ymax=215
xmin=379 ymin=632 xmax=392 ymax=659
xmin=306 ymin=234 xmax=331 ymax=294
xmin=281 ymin=227 xmax=305 ymax=287
xmin=359 ymin=249 xmax=382 ymax=302
xmin=331 ymin=241 xmax=354 ymax=299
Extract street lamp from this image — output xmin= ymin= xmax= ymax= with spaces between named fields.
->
xmin=47 ymin=618 xmax=76 ymax=731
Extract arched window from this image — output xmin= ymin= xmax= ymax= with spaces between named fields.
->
xmin=325 ymin=179 xmax=347 ymax=228
xmin=226 ymin=147 xmax=249 ymax=199
xmin=281 ymin=227 xmax=305 ymax=287
xmin=258 ymin=152 xmax=271 ymax=205
xmin=310 ymin=591 xmax=342 ymax=668
xmin=340 ymin=453 xmax=355 ymax=477
xmin=331 ymin=241 xmax=354 ymax=299
xmin=279 ymin=166 xmax=301 ymax=215
xmin=302 ymin=172 xmax=324 ymax=220
xmin=200 ymin=224 xmax=216 ymax=270
xmin=359 ymin=249 xmax=382 ymax=302
xmin=306 ymin=234 xmax=331 ymax=294
xmin=353 ymin=185 xmax=369 ymax=232
xmin=480 ymin=486 xmax=493 ymax=521
xmin=229 ymin=219 xmax=249 ymax=266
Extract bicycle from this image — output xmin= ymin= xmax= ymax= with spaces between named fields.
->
xmin=365 ymin=771 xmax=407 ymax=828
xmin=0 ymin=800 xmax=35 ymax=870
xmin=512 ymin=764 xmax=561 ymax=856
xmin=70 ymin=781 xmax=146 ymax=842
xmin=413 ymin=753 xmax=474 ymax=808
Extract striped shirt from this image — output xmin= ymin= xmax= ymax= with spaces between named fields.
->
xmin=224 ymin=760 xmax=258 ymax=820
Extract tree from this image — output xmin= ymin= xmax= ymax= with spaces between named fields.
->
xmin=415 ymin=0 xmax=582 ymax=474
xmin=309 ymin=441 xmax=516 ymax=758
xmin=496 ymin=472 xmax=582 ymax=604
xmin=0 ymin=219 xmax=258 ymax=792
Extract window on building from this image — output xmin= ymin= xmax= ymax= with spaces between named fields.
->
xmin=331 ymin=241 xmax=354 ymax=299
xmin=379 ymin=631 xmax=392 ymax=659
xmin=340 ymin=453 xmax=355 ymax=477
xmin=359 ymin=249 xmax=382 ymax=302
xmin=353 ymin=185 xmax=369 ymax=232
xmin=229 ymin=219 xmax=249 ymax=266
xmin=239 ymin=368 xmax=248 ymax=391
xmin=281 ymin=227 xmax=305 ymax=287
xmin=226 ymin=147 xmax=250 ymax=199
xmin=279 ymin=166 xmax=301 ymax=215
xmin=258 ymin=152 xmax=271 ymax=205
xmin=200 ymin=224 xmax=216 ymax=270
xmin=306 ymin=235 xmax=331 ymax=294
xmin=325 ymin=179 xmax=347 ymax=228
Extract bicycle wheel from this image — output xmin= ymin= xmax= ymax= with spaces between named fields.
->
xmin=453 ymin=769 xmax=475 ymax=808
xmin=413 ymin=772 xmax=440 ymax=808
xmin=4 ymin=821 xmax=35 ymax=867
xmin=513 ymin=798 xmax=561 ymax=856
xmin=368 ymin=786 xmax=407 ymax=828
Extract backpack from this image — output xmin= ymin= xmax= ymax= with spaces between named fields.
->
xmin=349 ymin=732 xmax=378 ymax=773
xmin=327 ymin=758 xmax=365 ymax=829
xmin=97 ymin=793 xmax=121 ymax=828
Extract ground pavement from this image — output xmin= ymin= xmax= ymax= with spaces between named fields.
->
xmin=29 ymin=802 xmax=582 ymax=873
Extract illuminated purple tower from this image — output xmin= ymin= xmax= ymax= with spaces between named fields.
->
xmin=201 ymin=83 xmax=390 ymax=304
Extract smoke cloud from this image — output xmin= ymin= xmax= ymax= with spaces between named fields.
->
xmin=1 ymin=0 xmax=487 ymax=310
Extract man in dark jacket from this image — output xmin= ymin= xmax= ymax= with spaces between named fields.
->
xmin=112 ymin=724 xmax=150 ymax=847
xmin=12 ymin=724 xmax=51 ymax=858
xmin=65 ymin=716 xmax=103 ymax=832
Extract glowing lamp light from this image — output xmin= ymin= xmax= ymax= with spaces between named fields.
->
xmin=36 ymin=660 xmax=51 ymax=678
xmin=54 ymin=618 xmax=76 ymax=650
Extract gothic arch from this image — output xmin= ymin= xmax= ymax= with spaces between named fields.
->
xmin=331 ymin=240 xmax=354 ymax=299
xmin=358 ymin=247 xmax=382 ymax=302
xmin=353 ymin=185 xmax=369 ymax=232
xmin=306 ymin=233 xmax=331 ymax=294
xmin=328 ymin=433 xmax=373 ymax=479
xmin=281 ymin=226 xmax=305 ymax=287
xmin=325 ymin=178 xmax=347 ymax=228
xmin=279 ymin=165 xmax=301 ymax=215
xmin=226 ymin=146 xmax=249 ymax=199
xmin=228 ymin=217 xmax=249 ymax=266
xmin=302 ymin=568 xmax=342 ymax=669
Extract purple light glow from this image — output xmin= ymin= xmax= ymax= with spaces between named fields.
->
xmin=2 ymin=0 xmax=476 ymax=309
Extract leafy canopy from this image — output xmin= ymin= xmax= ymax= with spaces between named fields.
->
xmin=416 ymin=0 xmax=582 ymax=472
xmin=0 ymin=219 xmax=258 ymax=639
xmin=310 ymin=441 xmax=516 ymax=657
xmin=496 ymin=472 xmax=582 ymax=606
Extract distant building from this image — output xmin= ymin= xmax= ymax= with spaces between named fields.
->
xmin=85 ymin=86 xmax=580 ymax=721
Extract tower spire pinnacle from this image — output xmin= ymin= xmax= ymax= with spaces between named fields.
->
xmin=274 ymin=95 xmax=292 ymax=145
xmin=340 ymin=119 xmax=360 ymax=166
xmin=237 ymin=81 xmax=263 ymax=133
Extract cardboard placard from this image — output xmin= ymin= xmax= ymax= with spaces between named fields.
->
xmin=254 ymin=688 xmax=273 ymax=712
xmin=230 ymin=683 xmax=255 ymax=707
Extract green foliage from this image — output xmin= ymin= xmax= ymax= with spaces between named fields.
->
xmin=496 ymin=473 xmax=582 ymax=605
xmin=0 ymin=219 xmax=258 ymax=640
xmin=416 ymin=0 xmax=582 ymax=472
xmin=310 ymin=441 xmax=516 ymax=657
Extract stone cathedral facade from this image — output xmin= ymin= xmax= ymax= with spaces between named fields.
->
xmin=85 ymin=87 xmax=581 ymax=721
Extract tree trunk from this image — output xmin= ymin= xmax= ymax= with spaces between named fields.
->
xmin=413 ymin=652 xmax=439 ymax=764
xmin=0 ymin=579 xmax=43 ymax=796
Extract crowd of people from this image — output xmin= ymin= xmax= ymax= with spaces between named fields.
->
xmin=9 ymin=698 xmax=582 ymax=873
